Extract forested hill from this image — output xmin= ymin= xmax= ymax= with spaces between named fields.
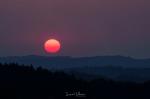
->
xmin=0 ymin=63 xmax=150 ymax=99
xmin=1 ymin=55 xmax=150 ymax=82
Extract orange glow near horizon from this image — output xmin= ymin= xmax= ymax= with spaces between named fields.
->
xmin=44 ymin=39 xmax=61 ymax=53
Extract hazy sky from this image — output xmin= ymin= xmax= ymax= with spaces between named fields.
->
xmin=0 ymin=0 xmax=150 ymax=58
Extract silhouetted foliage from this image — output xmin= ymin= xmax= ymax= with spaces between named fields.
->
xmin=0 ymin=63 xmax=150 ymax=99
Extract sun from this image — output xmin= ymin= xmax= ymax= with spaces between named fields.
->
xmin=44 ymin=39 xmax=61 ymax=53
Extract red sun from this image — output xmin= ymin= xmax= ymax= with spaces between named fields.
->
xmin=44 ymin=39 xmax=61 ymax=53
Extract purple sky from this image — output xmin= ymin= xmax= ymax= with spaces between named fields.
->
xmin=0 ymin=0 xmax=150 ymax=58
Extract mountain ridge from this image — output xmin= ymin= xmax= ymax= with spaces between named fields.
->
xmin=1 ymin=55 xmax=150 ymax=82
xmin=0 ymin=55 xmax=150 ymax=69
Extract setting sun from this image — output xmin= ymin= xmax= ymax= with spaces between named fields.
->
xmin=44 ymin=39 xmax=61 ymax=53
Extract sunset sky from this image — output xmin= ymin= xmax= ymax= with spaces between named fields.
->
xmin=0 ymin=0 xmax=150 ymax=58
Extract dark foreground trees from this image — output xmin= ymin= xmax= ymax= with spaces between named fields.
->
xmin=0 ymin=63 xmax=150 ymax=99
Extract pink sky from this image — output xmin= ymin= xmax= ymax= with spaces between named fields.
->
xmin=0 ymin=0 xmax=150 ymax=58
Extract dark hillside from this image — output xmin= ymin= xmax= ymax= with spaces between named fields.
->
xmin=0 ymin=63 xmax=150 ymax=99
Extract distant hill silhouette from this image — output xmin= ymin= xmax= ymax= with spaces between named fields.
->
xmin=67 ymin=66 xmax=150 ymax=82
xmin=0 ymin=55 xmax=150 ymax=69
xmin=1 ymin=55 xmax=150 ymax=82
xmin=1 ymin=63 xmax=150 ymax=99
